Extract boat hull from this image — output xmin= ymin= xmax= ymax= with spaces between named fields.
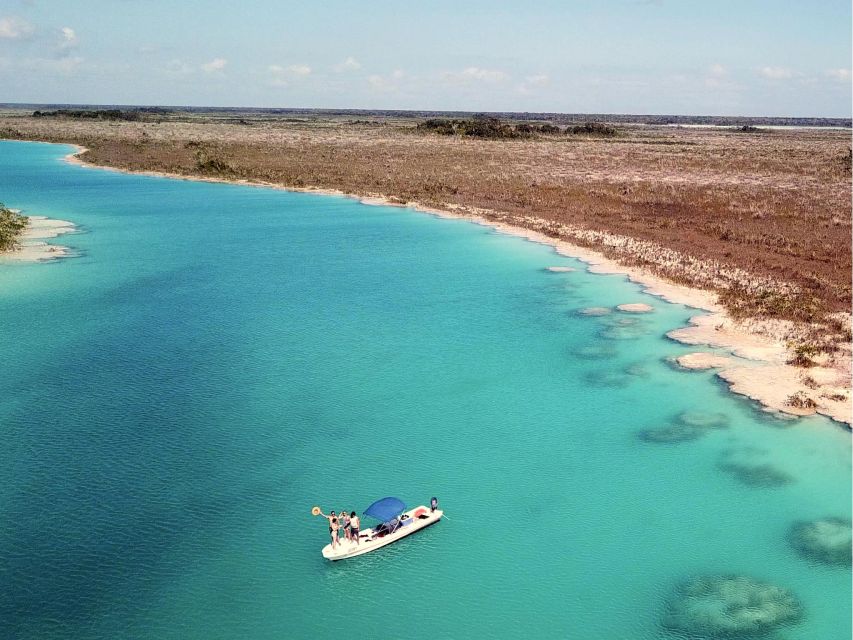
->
xmin=321 ymin=506 xmax=443 ymax=561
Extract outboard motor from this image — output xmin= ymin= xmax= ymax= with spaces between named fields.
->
xmin=430 ymin=497 xmax=438 ymax=512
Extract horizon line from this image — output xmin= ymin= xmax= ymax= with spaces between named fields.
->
xmin=1 ymin=102 xmax=851 ymax=124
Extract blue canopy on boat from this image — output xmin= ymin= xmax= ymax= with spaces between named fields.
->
xmin=363 ymin=497 xmax=406 ymax=522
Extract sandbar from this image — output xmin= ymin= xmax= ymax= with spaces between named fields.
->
xmin=0 ymin=215 xmax=76 ymax=262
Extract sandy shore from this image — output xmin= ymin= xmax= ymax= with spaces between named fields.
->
xmin=62 ymin=146 xmax=851 ymax=427
xmin=0 ymin=212 xmax=76 ymax=262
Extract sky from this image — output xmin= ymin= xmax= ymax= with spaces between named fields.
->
xmin=0 ymin=0 xmax=850 ymax=116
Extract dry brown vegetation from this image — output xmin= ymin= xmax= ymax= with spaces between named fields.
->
xmin=1 ymin=110 xmax=850 ymax=336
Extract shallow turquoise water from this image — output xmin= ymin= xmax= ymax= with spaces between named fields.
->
xmin=0 ymin=141 xmax=849 ymax=639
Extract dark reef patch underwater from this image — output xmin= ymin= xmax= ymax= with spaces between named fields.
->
xmin=789 ymin=517 xmax=852 ymax=566
xmin=663 ymin=575 xmax=803 ymax=638
xmin=638 ymin=411 xmax=730 ymax=443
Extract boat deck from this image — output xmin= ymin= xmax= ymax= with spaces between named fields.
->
xmin=322 ymin=506 xmax=443 ymax=561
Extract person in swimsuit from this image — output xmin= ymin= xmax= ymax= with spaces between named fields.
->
xmin=349 ymin=512 xmax=360 ymax=545
xmin=340 ymin=510 xmax=351 ymax=542
xmin=318 ymin=509 xmax=340 ymax=549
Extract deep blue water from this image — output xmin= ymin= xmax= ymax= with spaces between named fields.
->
xmin=0 ymin=141 xmax=849 ymax=639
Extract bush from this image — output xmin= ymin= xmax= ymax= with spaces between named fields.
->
xmin=786 ymin=391 xmax=817 ymax=409
xmin=416 ymin=117 xmax=520 ymax=139
xmin=32 ymin=109 xmax=142 ymax=122
xmin=417 ymin=118 xmax=564 ymax=139
xmin=786 ymin=342 xmax=820 ymax=367
xmin=194 ymin=150 xmax=236 ymax=175
xmin=0 ymin=202 xmax=29 ymax=251
xmin=567 ymin=122 xmax=618 ymax=137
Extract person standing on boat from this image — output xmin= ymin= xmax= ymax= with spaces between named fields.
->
xmin=318 ymin=509 xmax=340 ymax=549
xmin=340 ymin=510 xmax=351 ymax=542
xmin=349 ymin=512 xmax=360 ymax=545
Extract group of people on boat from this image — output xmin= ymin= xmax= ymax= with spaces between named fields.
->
xmin=317 ymin=509 xmax=360 ymax=549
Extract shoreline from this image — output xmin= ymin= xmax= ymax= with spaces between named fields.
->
xmin=58 ymin=143 xmax=852 ymax=427
xmin=0 ymin=211 xmax=76 ymax=263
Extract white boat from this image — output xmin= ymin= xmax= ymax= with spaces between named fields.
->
xmin=321 ymin=497 xmax=443 ymax=561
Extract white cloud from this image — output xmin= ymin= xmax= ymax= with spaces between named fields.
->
xmin=52 ymin=26 xmax=79 ymax=62
xmin=287 ymin=63 xmax=311 ymax=77
xmin=708 ymin=63 xmax=726 ymax=77
xmin=333 ymin=56 xmax=361 ymax=72
xmin=759 ymin=66 xmax=794 ymax=80
xmin=0 ymin=16 xmax=34 ymax=39
xmin=201 ymin=57 xmax=227 ymax=73
xmin=441 ymin=66 xmax=509 ymax=84
xmin=825 ymin=68 xmax=851 ymax=81
xmin=59 ymin=26 xmax=78 ymax=49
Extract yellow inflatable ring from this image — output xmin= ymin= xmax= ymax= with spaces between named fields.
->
xmin=311 ymin=506 xmax=321 ymax=516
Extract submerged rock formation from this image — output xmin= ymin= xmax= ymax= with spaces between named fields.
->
xmin=584 ymin=369 xmax=632 ymax=388
xmin=599 ymin=324 xmax=650 ymax=341
xmin=624 ymin=362 xmax=650 ymax=377
xmin=789 ymin=517 xmax=852 ymax=565
xmin=578 ymin=306 xmax=611 ymax=316
xmin=718 ymin=461 xmax=794 ymax=488
xmin=571 ymin=343 xmax=617 ymax=360
xmin=678 ymin=411 xmax=730 ymax=429
xmin=717 ymin=447 xmax=795 ymax=488
xmin=663 ymin=575 xmax=803 ymax=638
xmin=638 ymin=411 xmax=730 ymax=443
xmin=597 ymin=315 xmax=651 ymax=340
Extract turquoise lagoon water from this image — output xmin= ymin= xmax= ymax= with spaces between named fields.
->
xmin=0 ymin=140 xmax=849 ymax=639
